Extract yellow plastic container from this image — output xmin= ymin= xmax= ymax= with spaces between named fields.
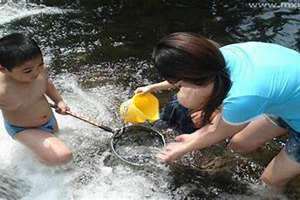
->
xmin=120 ymin=93 xmax=159 ymax=123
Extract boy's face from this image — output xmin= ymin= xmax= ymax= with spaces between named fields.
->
xmin=6 ymin=56 xmax=44 ymax=83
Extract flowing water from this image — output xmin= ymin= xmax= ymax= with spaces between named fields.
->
xmin=112 ymin=126 xmax=164 ymax=165
xmin=0 ymin=0 xmax=300 ymax=199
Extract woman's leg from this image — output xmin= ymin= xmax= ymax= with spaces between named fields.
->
xmin=227 ymin=116 xmax=300 ymax=190
xmin=15 ymin=129 xmax=73 ymax=166
xmin=261 ymin=149 xmax=300 ymax=192
xmin=228 ymin=116 xmax=287 ymax=153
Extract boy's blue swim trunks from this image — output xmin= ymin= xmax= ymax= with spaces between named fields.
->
xmin=4 ymin=113 xmax=57 ymax=138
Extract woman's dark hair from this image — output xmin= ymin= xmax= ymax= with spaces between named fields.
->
xmin=152 ymin=32 xmax=232 ymax=127
xmin=0 ymin=33 xmax=42 ymax=71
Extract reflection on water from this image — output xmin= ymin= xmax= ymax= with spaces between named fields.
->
xmin=0 ymin=0 xmax=299 ymax=199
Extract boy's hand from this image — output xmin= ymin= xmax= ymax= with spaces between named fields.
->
xmin=55 ymin=100 xmax=70 ymax=115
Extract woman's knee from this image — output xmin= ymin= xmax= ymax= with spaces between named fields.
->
xmin=228 ymin=136 xmax=258 ymax=153
xmin=260 ymin=173 xmax=287 ymax=190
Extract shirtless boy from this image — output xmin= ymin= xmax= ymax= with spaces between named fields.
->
xmin=0 ymin=33 xmax=72 ymax=166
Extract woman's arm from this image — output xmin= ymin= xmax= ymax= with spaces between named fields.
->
xmin=157 ymin=113 xmax=248 ymax=162
xmin=151 ymin=81 xmax=176 ymax=91
xmin=135 ymin=81 xmax=176 ymax=94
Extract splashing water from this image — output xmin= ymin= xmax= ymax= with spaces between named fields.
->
xmin=0 ymin=0 xmax=298 ymax=198
xmin=0 ymin=0 xmax=67 ymax=25
xmin=53 ymin=74 xmax=114 ymax=123
xmin=112 ymin=127 xmax=165 ymax=166
xmin=0 ymin=75 xmax=172 ymax=200
xmin=114 ymin=145 xmax=162 ymax=166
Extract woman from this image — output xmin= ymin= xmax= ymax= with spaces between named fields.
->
xmin=138 ymin=32 xmax=300 ymax=191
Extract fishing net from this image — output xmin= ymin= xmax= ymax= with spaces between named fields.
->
xmin=110 ymin=125 xmax=165 ymax=167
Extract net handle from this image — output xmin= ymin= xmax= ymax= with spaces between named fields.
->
xmin=49 ymin=102 xmax=115 ymax=133
xmin=49 ymin=102 xmax=166 ymax=167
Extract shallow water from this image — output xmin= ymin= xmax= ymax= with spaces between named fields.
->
xmin=114 ymin=145 xmax=161 ymax=165
xmin=0 ymin=76 xmax=171 ymax=200
xmin=0 ymin=0 xmax=300 ymax=199
xmin=112 ymin=126 xmax=164 ymax=165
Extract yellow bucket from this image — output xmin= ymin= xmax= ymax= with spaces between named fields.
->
xmin=120 ymin=93 xmax=159 ymax=123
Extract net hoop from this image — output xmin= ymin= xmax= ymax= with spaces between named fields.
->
xmin=110 ymin=124 xmax=165 ymax=167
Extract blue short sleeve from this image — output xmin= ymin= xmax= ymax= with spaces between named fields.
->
xmin=222 ymin=95 xmax=268 ymax=125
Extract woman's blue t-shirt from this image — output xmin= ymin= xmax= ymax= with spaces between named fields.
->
xmin=220 ymin=42 xmax=300 ymax=132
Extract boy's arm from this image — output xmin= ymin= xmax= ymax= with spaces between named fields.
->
xmin=0 ymin=95 xmax=8 ymax=110
xmin=0 ymin=87 xmax=15 ymax=110
xmin=43 ymin=67 xmax=64 ymax=104
xmin=45 ymin=79 xmax=63 ymax=104
xmin=45 ymin=79 xmax=70 ymax=114
xmin=43 ymin=65 xmax=70 ymax=113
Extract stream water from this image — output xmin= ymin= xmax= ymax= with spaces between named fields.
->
xmin=0 ymin=0 xmax=299 ymax=199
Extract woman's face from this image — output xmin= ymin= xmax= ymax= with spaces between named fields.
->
xmin=175 ymin=80 xmax=214 ymax=110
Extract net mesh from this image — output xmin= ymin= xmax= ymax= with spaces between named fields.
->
xmin=111 ymin=125 xmax=165 ymax=166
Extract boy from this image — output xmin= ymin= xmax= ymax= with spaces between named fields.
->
xmin=0 ymin=33 xmax=72 ymax=166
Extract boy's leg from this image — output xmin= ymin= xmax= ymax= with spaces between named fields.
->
xmin=261 ymin=149 xmax=300 ymax=192
xmin=15 ymin=129 xmax=73 ymax=166
xmin=228 ymin=116 xmax=287 ymax=153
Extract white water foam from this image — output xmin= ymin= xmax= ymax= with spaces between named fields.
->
xmin=0 ymin=74 xmax=171 ymax=200
xmin=0 ymin=0 xmax=68 ymax=25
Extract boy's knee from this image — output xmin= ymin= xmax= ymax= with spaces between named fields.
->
xmin=58 ymin=150 xmax=73 ymax=164
xmin=40 ymin=149 xmax=73 ymax=166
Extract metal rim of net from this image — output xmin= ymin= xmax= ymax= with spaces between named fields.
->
xmin=110 ymin=124 xmax=166 ymax=167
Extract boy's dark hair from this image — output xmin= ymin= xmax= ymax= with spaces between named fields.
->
xmin=0 ymin=33 xmax=42 ymax=71
xmin=153 ymin=32 xmax=232 ymax=127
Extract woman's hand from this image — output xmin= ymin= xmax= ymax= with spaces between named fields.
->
xmin=134 ymin=85 xmax=159 ymax=94
xmin=190 ymin=109 xmax=220 ymax=128
xmin=55 ymin=100 xmax=70 ymax=115
xmin=135 ymin=81 xmax=175 ymax=94
xmin=157 ymin=133 xmax=197 ymax=162
xmin=191 ymin=110 xmax=203 ymax=128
